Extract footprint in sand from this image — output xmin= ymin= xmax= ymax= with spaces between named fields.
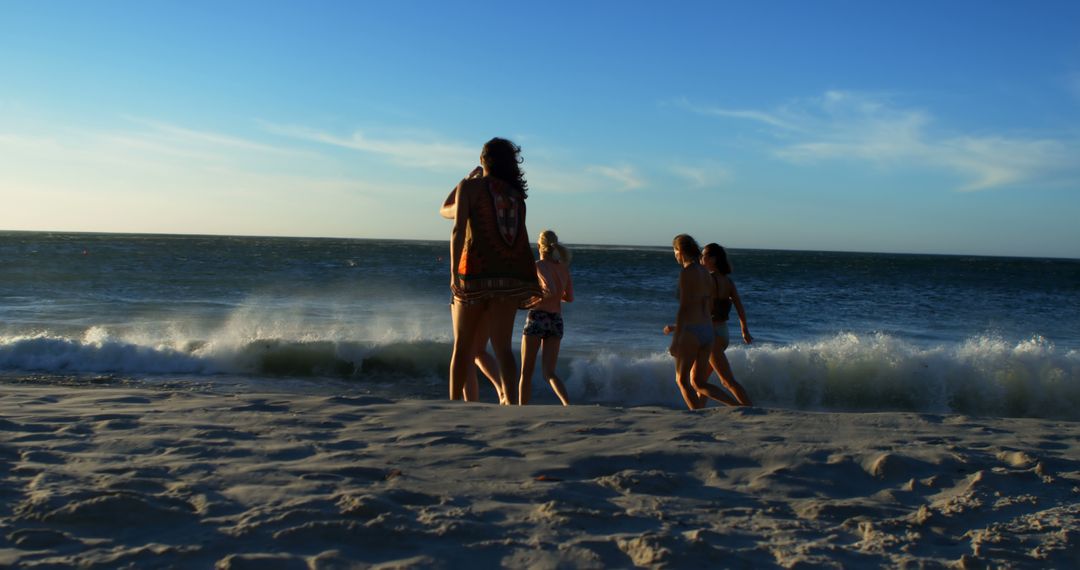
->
xmin=18 ymin=450 xmax=64 ymax=465
xmin=8 ymin=528 xmax=80 ymax=549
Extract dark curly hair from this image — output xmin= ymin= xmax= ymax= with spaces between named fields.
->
xmin=482 ymin=137 xmax=528 ymax=198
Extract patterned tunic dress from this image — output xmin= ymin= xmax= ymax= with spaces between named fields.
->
xmin=452 ymin=178 xmax=542 ymax=307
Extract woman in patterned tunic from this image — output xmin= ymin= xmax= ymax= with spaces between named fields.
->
xmin=443 ymin=138 xmax=541 ymax=403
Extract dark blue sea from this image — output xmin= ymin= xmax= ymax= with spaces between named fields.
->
xmin=2 ymin=232 xmax=1077 ymax=418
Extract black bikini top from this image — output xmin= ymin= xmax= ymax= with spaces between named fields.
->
xmin=711 ymin=274 xmax=732 ymax=322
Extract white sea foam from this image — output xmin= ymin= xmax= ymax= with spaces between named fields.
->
xmin=566 ymin=332 xmax=1080 ymax=419
xmin=2 ymin=327 xmax=1077 ymax=419
xmin=0 ymin=328 xmax=209 ymax=375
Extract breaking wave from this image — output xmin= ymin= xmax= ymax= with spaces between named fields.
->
xmin=568 ymin=332 xmax=1080 ymax=419
xmin=2 ymin=328 xmax=1077 ymax=419
xmin=0 ymin=326 xmax=451 ymax=380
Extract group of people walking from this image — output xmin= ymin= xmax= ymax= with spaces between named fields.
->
xmin=441 ymin=137 xmax=752 ymax=409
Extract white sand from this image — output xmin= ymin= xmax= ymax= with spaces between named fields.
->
xmin=1 ymin=381 xmax=1077 ymax=569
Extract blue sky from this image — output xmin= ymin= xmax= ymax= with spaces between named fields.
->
xmin=1 ymin=1 xmax=1078 ymax=258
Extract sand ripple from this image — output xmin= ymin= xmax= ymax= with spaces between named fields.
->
xmin=1 ymin=383 xmax=1077 ymax=568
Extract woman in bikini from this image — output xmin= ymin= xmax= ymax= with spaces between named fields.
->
xmin=701 ymin=243 xmax=753 ymax=406
xmin=443 ymin=138 xmax=541 ymax=403
xmin=663 ymin=234 xmax=740 ymax=410
xmin=518 ymin=230 xmax=573 ymax=406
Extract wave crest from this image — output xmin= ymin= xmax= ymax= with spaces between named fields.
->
xmin=0 ymin=327 xmax=451 ymax=379
xmin=2 ymin=328 xmax=1077 ymax=419
xmin=568 ymin=333 xmax=1080 ymax=419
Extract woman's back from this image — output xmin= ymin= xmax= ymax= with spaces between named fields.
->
xmin=460 ymin=177 xmax=522 ymax=248
xmin=453 ymin=177 xmax=539 ymax=304
xmin=533 ymin=259 xmax=571 ymax=313
xmin=711 ymin=273 xmax=734 ymax=323
xmin=680 ymin=264 xmax=714 ymax=325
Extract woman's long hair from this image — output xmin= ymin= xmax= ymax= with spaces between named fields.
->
xmin=538 ymin=230 xmax=571 ymax=265
xmin=482 ymin=137 xmax=528 ymax=198
xmin=673 ymin=234 xmax=701 ymax=261
xmin=702 ymin=243 xmax=732 ymax=275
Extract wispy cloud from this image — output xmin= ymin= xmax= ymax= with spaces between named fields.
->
xmin=669 ymin=162 xmax=730 ymax=189
xmin=0 ymin=119 xmax=376 ymax=199
xmin=125 ymin=117 xmax=299 ymax=155
xmin=521 ymin=163 xmax=639 ymax=195
xmin=673 ymin=98 xmax=801 ymax=131
xmin=682 ymin=90 xmax=1074 ymax=191
xmin=936 ymin=136 xmax=1067 ymax=191
xmin=260 ymin=122 xmax=477 ymax=171
xmin=0 ymin=117 xmax=399 ymax=236
xmin=585 ymin=164 xmax=645 ymax=191
xmin=260 ymin=125 xmax=654 ymax=194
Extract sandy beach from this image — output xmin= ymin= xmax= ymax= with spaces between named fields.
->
xmin=1 ymin=380 xmax=1077 ymax=569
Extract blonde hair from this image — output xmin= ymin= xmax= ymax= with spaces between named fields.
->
xmin=538 ymin=230 xmax=571 ymax=265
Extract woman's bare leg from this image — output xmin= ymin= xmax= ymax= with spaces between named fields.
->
xmin=487 ymin=299 xmax=520 ymax=406
xmin=469 ymin=314 xmax=505 ymax=402
xmin=692 ymin=347 xmax=739 ymax=407
xmin=450 ymin=300 xmax=486 ymax=400
xmin=518 ymin=334 xmax=541 ymax=405
xmin=475 ymin=347 xmax=505 ymax=404
xmin=540 ymin=337 xmax=569 ymax=406
xmin=464 ymin=351 xmax=480 ymax=402
xmin=452 ymin=301 xmax=495 ymax=402
xmin=674 ymin=333 xmax=706 ymax=410
xmin=710 ymin=336 xmax=753 ymax=406
xmin=687 ymin=361 xmax=708 ymax=408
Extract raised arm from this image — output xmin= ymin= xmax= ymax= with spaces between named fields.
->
xmin=449 ymin=182 xmax=469 ymax=291
xmin=441 ymin=167 xmax=483 ymax=220
xmin=439 ymin=188 xmax=457 ymax=219
xmin=730 ymin=280 xmax=753 ymax=344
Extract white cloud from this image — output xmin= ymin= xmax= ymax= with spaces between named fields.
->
xmin=684 ymin=90 xmax=1074 ymax=191
xmin=262 ymin=125 xmax=655 ymax=194
xmin=520 ymin=161 xmax=648 ymax=195
xmin=937 ymin=136 xmax=1068 ymax=191
xmin=673 ymin=98 xmax=800 ymax=131
xmin=260 ymin=122 xmax=477 ymax=172
xmin=585 ymin=164 xmax=645 ymax=191
xmin=669 ymin=162 xmax=730 ymax=189
xmin=125 ymin=117 xmax=299 ymax=155
xmin=0 ymin=118 xmax=385 ymax=236
xmin=525 ymin=166 xmax=592 ymax=194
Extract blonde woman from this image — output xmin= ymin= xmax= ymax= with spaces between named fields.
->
xmin=518 ymin=230 xmax=574 ymax=405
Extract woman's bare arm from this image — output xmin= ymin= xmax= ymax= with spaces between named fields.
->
xmin=441 ymin=167 xmax=483 ymax=220
xmin=439 ymin=188 xmax=457 ymax=220
xmin=730 ymin=280 xmax=753 ymax=344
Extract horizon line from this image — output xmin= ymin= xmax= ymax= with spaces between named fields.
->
xmin=1 ymin=228 xmax=1075 ymax=262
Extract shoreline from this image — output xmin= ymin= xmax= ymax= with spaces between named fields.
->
xmin=2 ymin=381 xmax=1078 ymax=568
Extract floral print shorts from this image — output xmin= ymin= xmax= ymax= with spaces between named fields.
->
xmin=522 ymin=309 xmax=564 ymax=339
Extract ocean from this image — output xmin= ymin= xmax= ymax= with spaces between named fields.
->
xmin=1 ymin=231 xmax=1078 ymax=419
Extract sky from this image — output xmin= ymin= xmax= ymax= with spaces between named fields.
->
xmin=1 ymin=1 xmax=1078 ymax=258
